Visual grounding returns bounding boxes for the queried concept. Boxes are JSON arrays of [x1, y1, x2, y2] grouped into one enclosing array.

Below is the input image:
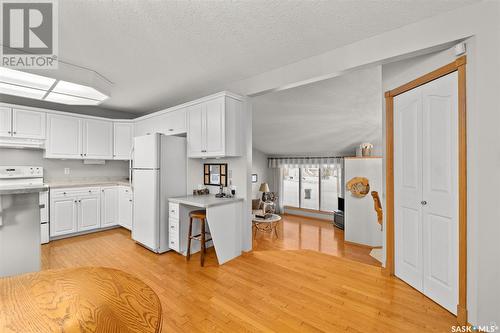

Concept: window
[[301, 168, 319, 210], [282, 166, 341, 212], [283, 167, 300, 207]]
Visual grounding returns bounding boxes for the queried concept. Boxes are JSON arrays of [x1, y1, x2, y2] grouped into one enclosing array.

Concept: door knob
[[421, 200, 427, 205]]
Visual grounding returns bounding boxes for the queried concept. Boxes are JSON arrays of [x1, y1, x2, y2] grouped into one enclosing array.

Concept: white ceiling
[[252, 66, 382, 156], [49, 0, 476, 114]]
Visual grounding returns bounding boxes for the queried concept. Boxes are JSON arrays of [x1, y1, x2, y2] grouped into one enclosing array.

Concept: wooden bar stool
[[186, 209, 212, 266]]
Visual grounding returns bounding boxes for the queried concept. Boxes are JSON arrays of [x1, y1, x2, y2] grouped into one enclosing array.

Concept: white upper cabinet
[[0, 107, 12, 137], [134, 108, 187, 137], [187, 103, 204, 155], [113, 122, 134, 160], [12, 109, 46, 139], [82, 119, 113, 159], [45, 114, 82, 159], [187, 96, 243, 158], [0, 107, 45, 139], [160, 108, 186, 134], [205, 98, 224, 155]]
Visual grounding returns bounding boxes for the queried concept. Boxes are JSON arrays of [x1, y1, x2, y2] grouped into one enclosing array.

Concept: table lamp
[[259, 182, 270, 201]]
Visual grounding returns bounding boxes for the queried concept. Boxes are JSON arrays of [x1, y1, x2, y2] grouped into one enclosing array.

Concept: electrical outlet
[[64, 168, 70, 175]]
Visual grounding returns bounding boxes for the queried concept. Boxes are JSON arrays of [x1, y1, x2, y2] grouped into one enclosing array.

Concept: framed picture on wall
[[252, 174, 258, 183]]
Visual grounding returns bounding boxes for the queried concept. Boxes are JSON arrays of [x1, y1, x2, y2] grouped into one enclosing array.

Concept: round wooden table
[[0, 267, 162, 333], [252, 214, 282, 238]]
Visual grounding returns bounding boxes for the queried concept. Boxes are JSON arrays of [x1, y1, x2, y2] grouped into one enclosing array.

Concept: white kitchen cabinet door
[[82, 119, 113, 159], [113, 122, 134, 160], [162, 108, 186, 134], [78, 194, 101, 231], [12, 109, 46, 139], [45, 114, 82, 159], [50, 196, 78, 237], [134, 117, 156, 137], [101, 187, 119, 228], [205, 98, 225, 156], [0, 107, 12, 137], [118, 187, 133, 230], [187, 103, 204, 157]]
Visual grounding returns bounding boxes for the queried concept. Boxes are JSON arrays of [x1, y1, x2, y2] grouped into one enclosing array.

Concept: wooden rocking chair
[[371, 191, 383, 231]]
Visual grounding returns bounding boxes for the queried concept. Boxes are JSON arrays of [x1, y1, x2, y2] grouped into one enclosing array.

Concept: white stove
[[0, 166, 49, 244]]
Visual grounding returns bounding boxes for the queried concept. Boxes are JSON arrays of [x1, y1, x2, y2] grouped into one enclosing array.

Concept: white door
[[0, 107, 12, 137], [132, 169, 159, 251], [101, 187, 119, 227], [113, 122, 134, 160], [46, 114, 82, 159], [187, 103, 204, 156], [421, 72, 458, 314], [205, 98, 225, 155], [12, 109, 46, 139], [133, 134, 159, 169], [78, 194, 101, 231], [394, 87, 423, 291], [83, 119, 113, 159], [50, 197, 78, 236], [118, 187, 133, 230], [394, 72, 458, 314]]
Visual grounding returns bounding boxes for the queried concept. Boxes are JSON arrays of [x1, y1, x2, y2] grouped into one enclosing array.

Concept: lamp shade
[[259, 183, 270, 192]]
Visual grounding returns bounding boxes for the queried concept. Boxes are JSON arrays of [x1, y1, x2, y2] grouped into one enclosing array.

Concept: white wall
[[0, 148, 129, 181], [344, 158, 382, 247], [251, 148, 269, 199], [227, 1, 500, 325]]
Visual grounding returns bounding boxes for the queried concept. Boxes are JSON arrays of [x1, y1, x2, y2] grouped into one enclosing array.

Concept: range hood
[[0, 137, 45, 149]]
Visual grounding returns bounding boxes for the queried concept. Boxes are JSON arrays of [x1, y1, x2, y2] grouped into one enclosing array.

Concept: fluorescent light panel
[[0, 68, 108, 105], [0, 82, 46, 99], [44, 92, 102, 105], [0, 67, 55, 90], [53, 80, 108, 101]]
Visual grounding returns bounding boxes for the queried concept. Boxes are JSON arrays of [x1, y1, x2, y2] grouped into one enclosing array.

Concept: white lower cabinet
[[101, 187, 119, 228], [168, 217, 179, 252], [118, 186, 133, 230], [50, 196, 78, 237], [78, 194, 101, 231]]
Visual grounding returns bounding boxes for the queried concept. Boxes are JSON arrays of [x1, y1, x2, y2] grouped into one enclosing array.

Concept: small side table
[[252, 214, 282, 239]]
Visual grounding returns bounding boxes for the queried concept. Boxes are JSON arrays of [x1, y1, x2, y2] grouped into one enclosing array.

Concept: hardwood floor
[[41, 225, 457, 332], [253, 213, 381, 266]]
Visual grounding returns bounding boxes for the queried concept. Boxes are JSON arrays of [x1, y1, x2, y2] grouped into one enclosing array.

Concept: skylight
[[0, 67, 109, 105]]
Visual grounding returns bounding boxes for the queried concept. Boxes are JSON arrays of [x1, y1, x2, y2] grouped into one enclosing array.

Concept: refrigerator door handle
[[129, 146, 134, 190]]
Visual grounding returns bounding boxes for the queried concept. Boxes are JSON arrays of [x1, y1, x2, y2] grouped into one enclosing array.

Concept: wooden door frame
[[384, 55, 467, 325]]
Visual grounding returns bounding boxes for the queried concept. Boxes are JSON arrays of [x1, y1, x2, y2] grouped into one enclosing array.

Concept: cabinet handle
[[13, 132, 16, 135], [201, 150, 207, 152], [63, 192, 67, 195], [421, 200, 427, 205], [129, 199, 132, 202], [168, 129, 174, 132], [74, 200, 77, 203], [7, 131, 11, 134]]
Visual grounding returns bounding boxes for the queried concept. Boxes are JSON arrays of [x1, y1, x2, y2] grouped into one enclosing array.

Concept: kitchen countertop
[[169, 194, 243, 208], [45, 179, 130, 189], [0, 184, 48, 195]]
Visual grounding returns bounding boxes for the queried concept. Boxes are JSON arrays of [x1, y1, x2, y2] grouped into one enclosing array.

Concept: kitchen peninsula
[[168, 195, 244, 265]]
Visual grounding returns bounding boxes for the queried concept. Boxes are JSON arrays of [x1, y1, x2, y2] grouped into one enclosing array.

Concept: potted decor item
[[360, 143, 373, 157]]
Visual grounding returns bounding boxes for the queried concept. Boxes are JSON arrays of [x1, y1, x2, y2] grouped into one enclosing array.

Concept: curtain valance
[[268, 156, 344, 168]]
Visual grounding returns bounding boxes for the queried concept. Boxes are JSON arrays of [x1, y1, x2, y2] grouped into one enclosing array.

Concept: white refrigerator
[[131, 133, 186, 253]]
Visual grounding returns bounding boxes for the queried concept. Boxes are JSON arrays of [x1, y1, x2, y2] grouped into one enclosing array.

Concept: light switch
[[64, 168, 70, 175]]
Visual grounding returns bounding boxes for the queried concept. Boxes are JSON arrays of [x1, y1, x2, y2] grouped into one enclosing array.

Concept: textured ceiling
[[46, 0, 477, 113], [252, 66, 382, 156]]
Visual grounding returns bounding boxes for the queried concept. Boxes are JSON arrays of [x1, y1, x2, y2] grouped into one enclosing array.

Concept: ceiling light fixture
[[0, 67, 109, 105]]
